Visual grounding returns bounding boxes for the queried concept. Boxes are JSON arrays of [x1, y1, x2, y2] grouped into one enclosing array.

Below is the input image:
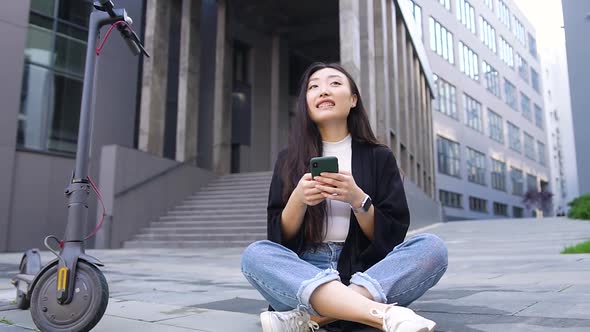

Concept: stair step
[[174, 203, 266, 210], [140, 226, 267, 235], [160, 214, 265, 221], [133, 233, 265, 241], [182, 197, 267, 204], [166, 209, 264, 216], [151, 220, 266, 228], [124, 240, 259, 249]]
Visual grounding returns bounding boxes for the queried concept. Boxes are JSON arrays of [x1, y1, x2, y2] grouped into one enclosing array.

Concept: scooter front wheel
[[30, 261, 109, 332]]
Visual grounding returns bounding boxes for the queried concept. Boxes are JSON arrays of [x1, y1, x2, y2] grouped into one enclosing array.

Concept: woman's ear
[[351, 94, 358, 108]]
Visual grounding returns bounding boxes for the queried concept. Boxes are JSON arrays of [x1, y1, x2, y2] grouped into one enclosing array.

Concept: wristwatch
[[351, 195, 372, 213]]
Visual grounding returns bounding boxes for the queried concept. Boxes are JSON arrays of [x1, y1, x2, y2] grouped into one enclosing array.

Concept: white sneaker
[[260, 309, 320, 332], [370, 304, 436, 332]]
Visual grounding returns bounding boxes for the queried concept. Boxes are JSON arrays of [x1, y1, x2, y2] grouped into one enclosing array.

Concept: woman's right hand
[[295, 173, 326, 207]]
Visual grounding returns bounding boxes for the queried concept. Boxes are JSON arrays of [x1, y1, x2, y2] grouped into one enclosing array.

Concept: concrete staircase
[[124, 171, 272, 249]]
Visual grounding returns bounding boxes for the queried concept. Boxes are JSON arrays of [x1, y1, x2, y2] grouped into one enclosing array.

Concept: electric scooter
[[11, 1, 149, 331]]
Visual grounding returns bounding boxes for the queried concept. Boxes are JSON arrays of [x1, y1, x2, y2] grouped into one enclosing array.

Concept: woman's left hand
[[314, 171, 365, 207]]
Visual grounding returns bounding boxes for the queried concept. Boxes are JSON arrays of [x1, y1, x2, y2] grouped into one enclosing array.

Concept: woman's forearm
[[280, 190, 307, 241], [353, 206, 375, 241]]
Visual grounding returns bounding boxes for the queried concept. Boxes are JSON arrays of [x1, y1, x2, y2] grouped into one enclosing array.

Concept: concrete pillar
[[270, 33, 280, 168], [211, 0, 230, 174], [139, 0, 171, 156], [388, 0, 401, 159], [359, 0, 377, 131], [398, 23, 408, 153], [339, 0, 361, 84], [176, 0, 201, 163], [372, 0, 391, 144]]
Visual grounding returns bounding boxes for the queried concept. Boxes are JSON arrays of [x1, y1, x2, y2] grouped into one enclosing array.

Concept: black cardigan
[[267, 139, 410, 285]]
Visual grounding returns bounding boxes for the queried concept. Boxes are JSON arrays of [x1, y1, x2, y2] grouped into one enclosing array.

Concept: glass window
[[520, 93, 532, 121], [483, 0, 493, 10], [464, 94, 483, 132], [524, 132, 536, 160], [18, 0, 92, 154], [531, 68, 541, 93], [457, 0, 477, 34], [429, 17, 455, 64], [433, 74, 458, 119], [467, 147, 486, 185], [406, 0, 423, 40], [504, 79, 517, 110], [493, 202, 509, 216], [537, 141, 546, 165], [469, 196, 488, 213], [488, 109, 504, 143], [459, 41, 479, 81], [440, 190, 463, 208], [513, 16, 526, 46], [437, 136, 461, 177], [527, 173, 538, 191], [534, 104, 544, 129], [516, 53, 529, 83], [499, 36, 514, 68], [479, 16, 497, 53], [508, 121, 521, 152], [482, 60, 500, 97], [496, 0, 511, 28], [513, 206, 524, 217], [511, 167, 524, 195], [439, 0, 452, 11], [491, 158, 506, 191], [528, 32, 538, 58]]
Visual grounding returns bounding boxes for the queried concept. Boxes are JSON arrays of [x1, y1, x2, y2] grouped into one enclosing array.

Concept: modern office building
[[562, 0, 590, 197], [1, 0, 439, 251], [512, 0, 579, 214], [404, 0, 551, 220]]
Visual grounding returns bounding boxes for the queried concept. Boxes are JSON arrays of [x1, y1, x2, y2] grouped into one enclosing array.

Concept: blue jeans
[[241, 233, 448, 316]]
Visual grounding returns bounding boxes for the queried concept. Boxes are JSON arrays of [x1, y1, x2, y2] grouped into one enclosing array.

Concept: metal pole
[[64, 11, 113, 243]]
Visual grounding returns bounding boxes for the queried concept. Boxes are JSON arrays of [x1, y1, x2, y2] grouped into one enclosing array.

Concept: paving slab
[[0, 217, 589, 331]]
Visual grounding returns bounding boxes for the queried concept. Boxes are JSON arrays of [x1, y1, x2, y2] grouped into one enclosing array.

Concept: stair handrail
[[114, 157, 199, 198]]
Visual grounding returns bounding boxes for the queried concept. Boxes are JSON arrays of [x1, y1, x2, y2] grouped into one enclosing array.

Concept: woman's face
[[306, 68, 357, 125]]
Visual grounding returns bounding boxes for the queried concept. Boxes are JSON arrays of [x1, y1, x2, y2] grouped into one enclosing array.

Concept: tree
[[523, 190, 553, 217]]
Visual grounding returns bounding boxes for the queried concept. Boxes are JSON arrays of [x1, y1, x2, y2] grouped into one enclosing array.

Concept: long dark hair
[[280, 62, 381, 250]]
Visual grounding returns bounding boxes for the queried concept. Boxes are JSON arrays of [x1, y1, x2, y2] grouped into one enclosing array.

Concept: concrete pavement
[[1, 217, 589, 331]]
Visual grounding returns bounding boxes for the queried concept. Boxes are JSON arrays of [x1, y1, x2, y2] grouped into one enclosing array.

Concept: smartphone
[[310, 156, 339, 179]]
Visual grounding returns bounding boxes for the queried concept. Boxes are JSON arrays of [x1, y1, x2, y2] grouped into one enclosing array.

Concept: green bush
[[568, 194, 590, 220]]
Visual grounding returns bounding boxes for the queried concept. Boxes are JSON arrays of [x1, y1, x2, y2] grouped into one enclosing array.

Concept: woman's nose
[[319, 85, 329, 97]]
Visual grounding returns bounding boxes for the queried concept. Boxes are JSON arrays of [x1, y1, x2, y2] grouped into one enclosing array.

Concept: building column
[[211, 0, 230, 174], [339, 0, 361, 84], [138, 0, 171, 156], [388, 0, 401, 159], [270, 33, 281, 168], [176, 0, 201, 163], [372, 0, 391, 144], [359, 0, 377, 132]]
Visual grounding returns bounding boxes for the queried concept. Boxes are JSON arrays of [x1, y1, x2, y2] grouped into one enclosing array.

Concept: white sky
[[513, 0, 566, 50]]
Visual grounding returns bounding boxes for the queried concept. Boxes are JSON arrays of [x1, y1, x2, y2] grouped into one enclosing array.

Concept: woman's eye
[[308, 85, 317, 90], [331, 81, 342, 86]]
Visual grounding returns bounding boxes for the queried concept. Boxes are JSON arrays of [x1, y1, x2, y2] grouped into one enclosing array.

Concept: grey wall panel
[[9, 151, 74, 252], [0, 0, 30, 251], [563, 0, 590, 195], [95, 145, 215, 248]]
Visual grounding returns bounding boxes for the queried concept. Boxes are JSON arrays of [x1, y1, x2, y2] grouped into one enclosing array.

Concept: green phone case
[[310, 156, 339, 178]]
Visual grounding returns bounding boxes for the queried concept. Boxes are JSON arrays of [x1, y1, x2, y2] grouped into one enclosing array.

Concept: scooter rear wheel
[[15, 257, 30, 310], [30, 261, 109, 332]]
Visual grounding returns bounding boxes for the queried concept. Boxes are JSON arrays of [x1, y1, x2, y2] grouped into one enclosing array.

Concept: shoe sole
[[260, 312, 274, 332]]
